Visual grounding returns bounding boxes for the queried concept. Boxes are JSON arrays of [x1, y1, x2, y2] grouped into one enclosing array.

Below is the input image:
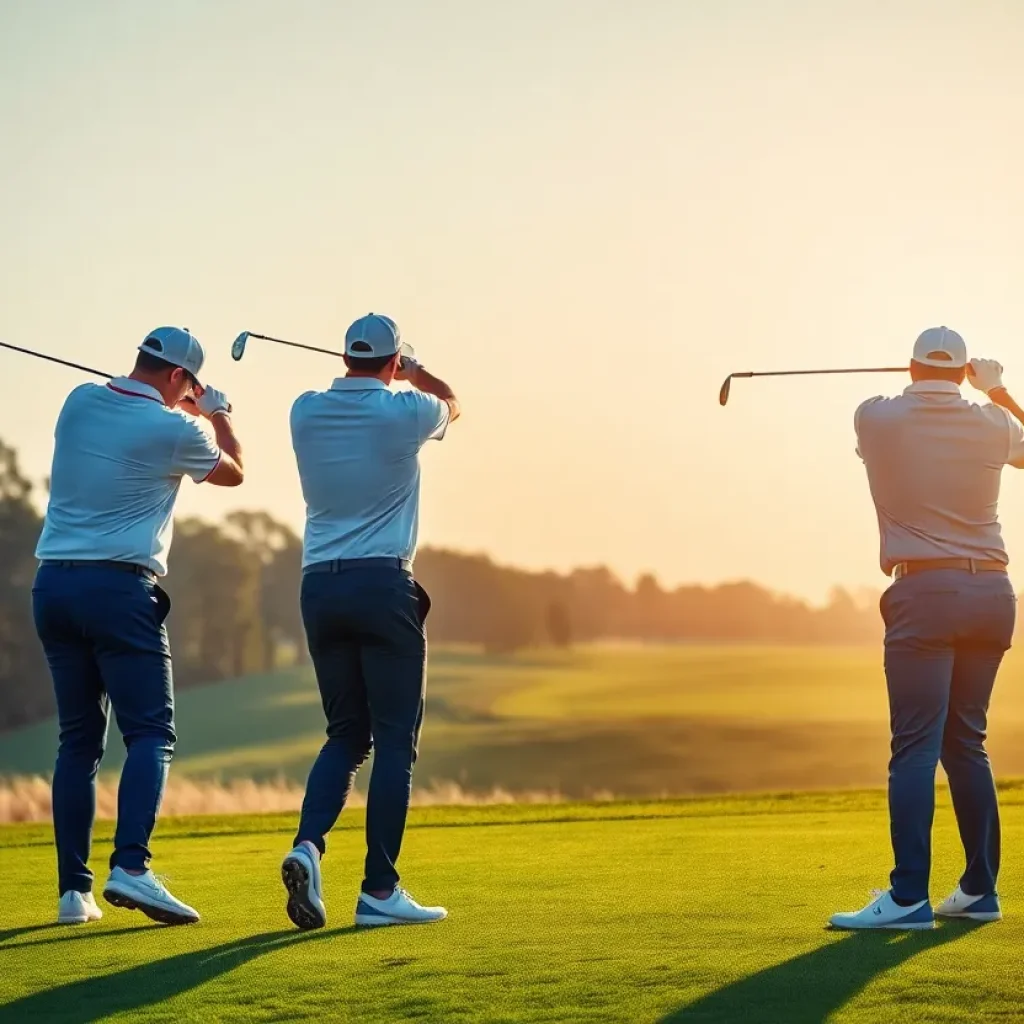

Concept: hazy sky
[[3, 0, 1024, 601]]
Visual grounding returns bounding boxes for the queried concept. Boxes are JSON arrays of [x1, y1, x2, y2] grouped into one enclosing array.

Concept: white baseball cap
[[138, 326, 206, 382], [344, 313, 415, 361], [912, 326, 967, 368]]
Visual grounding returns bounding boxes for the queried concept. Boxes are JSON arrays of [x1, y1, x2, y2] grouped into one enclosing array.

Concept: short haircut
[[343, 353, 394, 374], [135, 351, 177, 375], [134, 351, 197, 385], [910, 359, 966, 384]]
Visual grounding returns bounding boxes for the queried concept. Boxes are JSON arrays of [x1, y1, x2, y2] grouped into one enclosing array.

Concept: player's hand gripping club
[[967, 358, 1005, 395], [179, 384, 232, 418]]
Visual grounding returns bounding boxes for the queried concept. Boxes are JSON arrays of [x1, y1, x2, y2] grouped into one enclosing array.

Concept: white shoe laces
[[133, 872, 172, 893]]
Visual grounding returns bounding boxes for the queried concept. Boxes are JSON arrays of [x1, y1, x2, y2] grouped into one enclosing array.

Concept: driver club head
[[719, 375, 733, 407], [231, 332, 250, 362]]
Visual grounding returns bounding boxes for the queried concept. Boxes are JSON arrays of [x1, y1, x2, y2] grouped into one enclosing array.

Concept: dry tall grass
[[0, 775, 576, 824]]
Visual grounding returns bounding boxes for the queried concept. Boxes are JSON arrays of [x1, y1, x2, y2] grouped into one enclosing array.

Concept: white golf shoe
[[102, 867, 200, 925], [57, 891, 103, 925], [829, 890, 935, 930], [355, 887, 448, 927], [935, 886, 1002, 922], [282, 842, 327, 931]]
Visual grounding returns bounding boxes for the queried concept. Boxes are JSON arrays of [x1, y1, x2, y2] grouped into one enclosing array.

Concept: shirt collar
[[904, 380, 962, 396], [330, 377, 389, 392], [107, 377, 165, 404]]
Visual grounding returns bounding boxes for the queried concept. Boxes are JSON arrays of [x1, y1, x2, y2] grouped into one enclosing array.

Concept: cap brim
[[344, 341, 409, 359]]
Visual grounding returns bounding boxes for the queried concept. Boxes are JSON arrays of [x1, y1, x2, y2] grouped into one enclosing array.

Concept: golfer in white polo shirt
[[831, 327, 1024, 930], [281, 313, 459, 930], [34, 327, 243, 926]]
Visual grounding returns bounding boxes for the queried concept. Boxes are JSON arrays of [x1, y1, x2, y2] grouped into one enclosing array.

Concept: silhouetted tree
[[225, 511, 305, 667], [164, 518, 264, 683], [0, 441, 49, 729], [546, 601, 573, 648]]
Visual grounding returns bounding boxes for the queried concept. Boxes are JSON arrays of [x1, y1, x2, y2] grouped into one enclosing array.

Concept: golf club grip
[[0, 340, 110, 379]]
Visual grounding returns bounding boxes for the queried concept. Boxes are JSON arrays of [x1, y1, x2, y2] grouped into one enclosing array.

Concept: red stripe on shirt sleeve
[[198, 453, 222, 484]]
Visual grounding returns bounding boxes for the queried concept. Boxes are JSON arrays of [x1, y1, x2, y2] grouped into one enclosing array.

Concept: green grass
[[2, 791, 1024, 1022], [6, 644, 1024, 796]]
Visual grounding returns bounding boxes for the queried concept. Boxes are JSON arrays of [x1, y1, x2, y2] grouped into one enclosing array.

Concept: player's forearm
[[408, 365, 456, 405], [991, 388, 1024, 430], [211, 413, 243, 471]]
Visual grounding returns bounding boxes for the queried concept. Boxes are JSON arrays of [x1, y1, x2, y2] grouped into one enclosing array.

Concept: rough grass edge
[[0, 774, 582, 824], [4, 777, 1024, 841]]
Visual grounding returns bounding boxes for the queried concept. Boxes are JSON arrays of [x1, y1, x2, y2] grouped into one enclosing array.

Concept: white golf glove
[[397, 355, 422, 379], [968, 358, 1005, 395], [196, 385, 232, 418]]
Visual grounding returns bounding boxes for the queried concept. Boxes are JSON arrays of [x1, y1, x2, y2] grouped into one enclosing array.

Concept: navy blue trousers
[[295, 566, 429, 894], [32, 564, 176, 894], [882, 569, 1016, 903]]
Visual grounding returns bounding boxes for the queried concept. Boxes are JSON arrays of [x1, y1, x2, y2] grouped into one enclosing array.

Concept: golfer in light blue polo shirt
[[281, 313, 460, 931], [33, 327, 244, 927]]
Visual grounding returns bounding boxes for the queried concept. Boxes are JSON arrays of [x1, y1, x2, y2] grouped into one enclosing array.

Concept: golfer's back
[[290, 379, 448, 567], [856, 383, 1019, 574], [38, 381, 219, 575]]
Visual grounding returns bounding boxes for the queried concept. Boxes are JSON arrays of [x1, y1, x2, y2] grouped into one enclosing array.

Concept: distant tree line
[[417, 553, 885, 654], [0, 436, 888, 733]]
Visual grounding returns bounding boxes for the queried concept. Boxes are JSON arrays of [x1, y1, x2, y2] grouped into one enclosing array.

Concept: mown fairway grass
[[5, 644, 1024, 797], [3, 790, 1024, 1023]]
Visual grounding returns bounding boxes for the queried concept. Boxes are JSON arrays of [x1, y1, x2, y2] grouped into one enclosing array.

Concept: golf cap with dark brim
[[912, 326, 967, 369], [344, 313, 414, 360], [138, 326, 206, 382]]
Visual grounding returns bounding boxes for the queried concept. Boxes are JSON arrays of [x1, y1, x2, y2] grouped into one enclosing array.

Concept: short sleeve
[[1006, 411, 1024, 468], [854, 397, 885, 461], [401, 391, 450, 446], [289, 393, 315, 446], [979, 405, 1024, 468], [171, 417, 221, 483]]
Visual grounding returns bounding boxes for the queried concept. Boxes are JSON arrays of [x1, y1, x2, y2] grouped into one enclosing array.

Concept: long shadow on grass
[[0, 923, 63, 945], [0, 926, 355, 1023], [4, 924, 150, 950], [661, 922, 981, 1023]]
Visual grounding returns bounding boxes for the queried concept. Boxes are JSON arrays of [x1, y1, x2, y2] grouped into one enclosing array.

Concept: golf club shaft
[[720, 365, 908, 406], [0, 340, 110, 379], [732, 366, 907, 379], [248, 333, 340, 359]]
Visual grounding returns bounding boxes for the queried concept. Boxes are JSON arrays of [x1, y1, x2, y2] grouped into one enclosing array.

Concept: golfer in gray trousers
[[831, 327, 1024, 930]]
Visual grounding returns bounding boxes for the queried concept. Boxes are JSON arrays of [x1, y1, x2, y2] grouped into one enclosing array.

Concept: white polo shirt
[[290, 378, 450, 567], [855, 380, 1024, 575], [36, 378, 221, 576]]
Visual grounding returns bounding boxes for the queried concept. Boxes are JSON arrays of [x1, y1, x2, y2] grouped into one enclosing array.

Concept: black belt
[[893, 558, 1008, 580], [303, 557, 413, 575], [41, 559, 157, 582]]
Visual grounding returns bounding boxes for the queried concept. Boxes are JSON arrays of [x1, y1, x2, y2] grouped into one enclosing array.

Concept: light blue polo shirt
[[290, 377, 450, 567], [36, 378, 222, 576]]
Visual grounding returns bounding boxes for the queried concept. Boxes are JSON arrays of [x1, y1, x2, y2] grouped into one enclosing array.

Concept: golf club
[[719, 366, 908, 406], [1, 339, 111, 379], [231, 331, 341, 363], [1, 338, 225, 410], [232, 330, 416, 365]]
